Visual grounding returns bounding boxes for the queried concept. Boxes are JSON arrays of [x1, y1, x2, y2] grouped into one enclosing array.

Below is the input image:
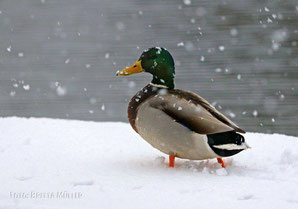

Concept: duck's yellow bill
[[116, 60, 144, 76]]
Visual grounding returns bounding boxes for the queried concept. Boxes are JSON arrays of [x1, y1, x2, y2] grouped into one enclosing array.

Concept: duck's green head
[[116, 47, 175, 89]]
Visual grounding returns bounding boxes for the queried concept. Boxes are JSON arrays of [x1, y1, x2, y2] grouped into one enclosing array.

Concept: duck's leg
[[217, 158, 226, 168], [169, 155, 175, 167]]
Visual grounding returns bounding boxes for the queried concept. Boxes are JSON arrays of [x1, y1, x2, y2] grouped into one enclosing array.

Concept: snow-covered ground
[[0, 117, 297, 209]]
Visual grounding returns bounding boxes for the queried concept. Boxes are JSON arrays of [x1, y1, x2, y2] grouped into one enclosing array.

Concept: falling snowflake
[[253, 110, 258, 117], [228, 112, 236, 118], [279, 94, 285, 101], [215, 68, 222, 73], [56, 86, 67, 96], [177, 42, 184, 47], [101, 104, 105, 111], [158, 89, 168, 95], [183, 0, 191, 5], [23, 84, 30, 90], [219, 46, 225, 51], [230, 28, 238, 36], [65, 59, 70, 64], [10, 91, 16, 97]]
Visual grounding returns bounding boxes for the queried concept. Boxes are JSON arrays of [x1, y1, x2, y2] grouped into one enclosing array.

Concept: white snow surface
[[0, 117, 297, 209]]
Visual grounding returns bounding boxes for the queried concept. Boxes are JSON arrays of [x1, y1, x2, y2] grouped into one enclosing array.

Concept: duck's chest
[[127, 84, 158, 133]]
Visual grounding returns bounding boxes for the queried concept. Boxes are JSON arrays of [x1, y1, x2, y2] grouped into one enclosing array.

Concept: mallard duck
[[116, 47, 249, 168]]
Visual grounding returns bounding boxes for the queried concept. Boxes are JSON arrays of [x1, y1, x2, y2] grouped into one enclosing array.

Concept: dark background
[[0, 0, 297, 135]]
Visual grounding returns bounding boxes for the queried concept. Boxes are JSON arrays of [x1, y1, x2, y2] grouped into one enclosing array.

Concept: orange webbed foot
[[169, 155, 175, 167], [217, 158, 226, 168]]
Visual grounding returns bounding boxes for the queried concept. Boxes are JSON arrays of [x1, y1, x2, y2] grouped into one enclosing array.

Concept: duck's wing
[[147, 89, 245, 134]]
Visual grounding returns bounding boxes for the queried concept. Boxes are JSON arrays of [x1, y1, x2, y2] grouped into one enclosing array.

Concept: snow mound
[[0, 117, 297, 209]]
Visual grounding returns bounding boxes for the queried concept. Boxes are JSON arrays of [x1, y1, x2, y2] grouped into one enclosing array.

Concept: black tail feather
[[207, 131, 245, 157]]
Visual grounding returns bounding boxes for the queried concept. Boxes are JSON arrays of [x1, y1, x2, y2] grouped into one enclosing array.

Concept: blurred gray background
[[0, 0, 297, 135]]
